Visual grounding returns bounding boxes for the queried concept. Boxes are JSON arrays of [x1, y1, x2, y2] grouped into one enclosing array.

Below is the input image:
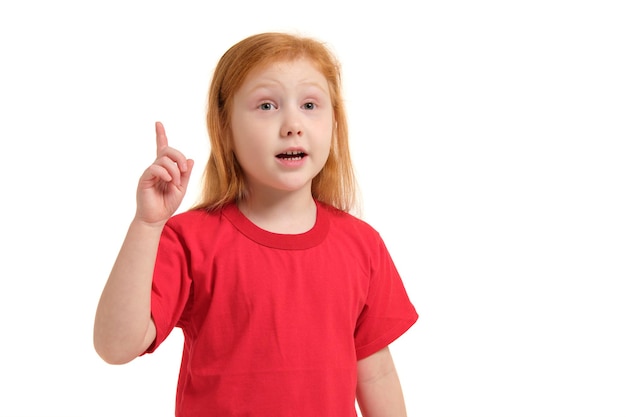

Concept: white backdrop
[[1, 1, 625, 416]]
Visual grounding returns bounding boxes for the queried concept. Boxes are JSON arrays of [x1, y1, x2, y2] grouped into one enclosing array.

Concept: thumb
[[180, 159, 195, 189]]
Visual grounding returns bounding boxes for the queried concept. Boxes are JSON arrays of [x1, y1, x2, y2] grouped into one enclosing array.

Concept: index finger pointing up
[[155, 121, 169, 155]]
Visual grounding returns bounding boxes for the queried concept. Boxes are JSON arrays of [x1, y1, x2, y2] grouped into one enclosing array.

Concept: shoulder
[[168, 208, 219, 225], [158, 207, 233, 254], [164, 207, 225, 236], [319, 202, 382, 242]]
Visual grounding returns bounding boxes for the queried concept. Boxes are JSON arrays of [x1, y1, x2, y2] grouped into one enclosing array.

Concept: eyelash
[[258, 102, 317, 110]]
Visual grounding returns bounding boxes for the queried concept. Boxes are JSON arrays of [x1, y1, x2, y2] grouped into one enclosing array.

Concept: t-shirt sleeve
[[144, 221, 193, 354], [354, 235, 418, 360]]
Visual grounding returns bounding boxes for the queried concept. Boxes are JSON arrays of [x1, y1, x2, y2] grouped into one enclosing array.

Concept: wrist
[[129, 216, 168, 234]]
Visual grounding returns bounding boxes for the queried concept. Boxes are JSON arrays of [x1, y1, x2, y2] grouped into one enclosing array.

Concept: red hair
[[192, 32, 357, 213]]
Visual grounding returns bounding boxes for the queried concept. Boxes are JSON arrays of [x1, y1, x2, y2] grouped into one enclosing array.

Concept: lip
[[275, 147, 308, 167], [276, 146, 307, 155]]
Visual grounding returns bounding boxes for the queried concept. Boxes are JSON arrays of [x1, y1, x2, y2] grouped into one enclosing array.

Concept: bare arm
[[93, 122, 193, 364], [356, 346, 408, 417]]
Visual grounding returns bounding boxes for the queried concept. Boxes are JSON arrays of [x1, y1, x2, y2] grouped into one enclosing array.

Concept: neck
[[238, 189, 317, 234]]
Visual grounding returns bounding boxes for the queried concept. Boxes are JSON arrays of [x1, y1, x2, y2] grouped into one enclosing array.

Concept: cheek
[[233, 140, 258, 168], [323, 120, 334, 152], [232, 130, 267, 174], [231, 119, 256, 153]]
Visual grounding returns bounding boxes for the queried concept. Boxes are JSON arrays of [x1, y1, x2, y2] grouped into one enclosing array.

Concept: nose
[[281, 127, 302, 137], [280, 109, 303, 138]]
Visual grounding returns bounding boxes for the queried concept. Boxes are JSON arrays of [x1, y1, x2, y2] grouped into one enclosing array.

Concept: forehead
[[239, 58, 329, 91]]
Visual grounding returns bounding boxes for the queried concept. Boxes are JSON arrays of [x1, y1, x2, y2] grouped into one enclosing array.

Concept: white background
[[1, 1, 625, 416]]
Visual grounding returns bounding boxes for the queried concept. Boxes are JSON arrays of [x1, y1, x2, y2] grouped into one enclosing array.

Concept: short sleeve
[[354, 236, 418, 360], [144, 221, 193, 354]]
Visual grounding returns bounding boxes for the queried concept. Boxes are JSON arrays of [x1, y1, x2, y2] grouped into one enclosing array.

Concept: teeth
[[277, 150, 305, 160]]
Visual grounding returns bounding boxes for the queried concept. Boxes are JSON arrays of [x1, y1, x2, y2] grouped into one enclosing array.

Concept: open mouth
[[276, 151, 307, 161]]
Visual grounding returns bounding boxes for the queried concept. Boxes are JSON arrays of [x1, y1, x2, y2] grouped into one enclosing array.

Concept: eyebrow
[[247, 80, 329, 94]]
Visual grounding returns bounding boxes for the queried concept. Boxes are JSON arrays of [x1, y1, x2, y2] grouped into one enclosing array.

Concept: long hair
[[192, 32, 358, 213]]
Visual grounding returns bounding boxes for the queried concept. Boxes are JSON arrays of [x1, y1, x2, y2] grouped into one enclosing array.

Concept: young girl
[[94, 32, 418, 417]]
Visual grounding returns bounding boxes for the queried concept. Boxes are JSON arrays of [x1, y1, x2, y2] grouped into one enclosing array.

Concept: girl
[[94, 32, 418, 417]]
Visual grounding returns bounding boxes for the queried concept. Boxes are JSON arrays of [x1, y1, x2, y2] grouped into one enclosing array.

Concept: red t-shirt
[[147, 201, 418, 416]]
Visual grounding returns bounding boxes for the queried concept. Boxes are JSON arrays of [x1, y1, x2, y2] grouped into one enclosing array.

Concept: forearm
[[356, 347, 408, 417], [93, 219, 164, 364]]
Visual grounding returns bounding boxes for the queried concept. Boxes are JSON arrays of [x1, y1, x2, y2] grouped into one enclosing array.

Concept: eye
[[259, 102, 276, 111], [302, 102, 316, 110]]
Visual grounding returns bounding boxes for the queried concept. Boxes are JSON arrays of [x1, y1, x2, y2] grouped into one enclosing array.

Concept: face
[[230, 58, 333, 200]]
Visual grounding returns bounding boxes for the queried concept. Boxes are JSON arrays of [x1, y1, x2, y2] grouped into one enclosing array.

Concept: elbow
[[93, 317, 154, 365], [93, 335, 140, 365], [94, 345, 137, 365], [96, 350, 136, 365]]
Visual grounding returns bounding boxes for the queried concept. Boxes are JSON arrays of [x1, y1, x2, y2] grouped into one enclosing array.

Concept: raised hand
[[135, 122, 194, 225]]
